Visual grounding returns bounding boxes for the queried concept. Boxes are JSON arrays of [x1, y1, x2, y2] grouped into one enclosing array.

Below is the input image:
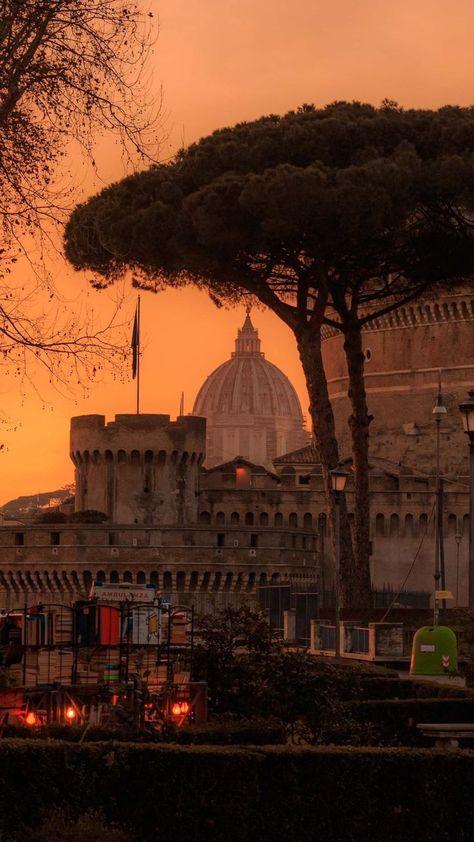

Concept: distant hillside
[[0, 485, 75, 520]]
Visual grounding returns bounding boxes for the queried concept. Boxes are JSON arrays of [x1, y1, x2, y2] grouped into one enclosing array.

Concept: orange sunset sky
[[2, 0, 474, 505]]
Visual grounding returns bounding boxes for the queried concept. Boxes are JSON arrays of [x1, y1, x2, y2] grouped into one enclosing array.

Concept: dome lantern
[[233, 308, 263, 358]]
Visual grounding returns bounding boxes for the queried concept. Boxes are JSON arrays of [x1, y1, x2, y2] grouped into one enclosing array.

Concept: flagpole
[[136, 295, 141, 415]]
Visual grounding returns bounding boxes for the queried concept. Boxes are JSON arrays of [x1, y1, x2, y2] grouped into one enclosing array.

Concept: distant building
[[322, 284, 474, 476], [192, 311, 310, 467], [0, 286, 472, 614]]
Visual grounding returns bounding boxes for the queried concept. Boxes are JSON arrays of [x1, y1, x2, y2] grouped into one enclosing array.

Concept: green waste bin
[[410, 626, 457, 675]]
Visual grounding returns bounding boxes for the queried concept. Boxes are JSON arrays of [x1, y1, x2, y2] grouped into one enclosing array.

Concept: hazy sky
[[2, 0, 474, 504]]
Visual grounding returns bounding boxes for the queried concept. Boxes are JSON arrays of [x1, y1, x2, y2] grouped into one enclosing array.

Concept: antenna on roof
[[179, 391, 185, 417]]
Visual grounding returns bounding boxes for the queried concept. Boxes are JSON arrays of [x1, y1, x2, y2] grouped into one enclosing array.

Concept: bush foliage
[[1, 741, 474, 841]]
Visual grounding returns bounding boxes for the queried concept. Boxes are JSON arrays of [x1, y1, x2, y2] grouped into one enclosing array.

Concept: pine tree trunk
[[343, 320, 373, 607], [296, 324, 356, 607]]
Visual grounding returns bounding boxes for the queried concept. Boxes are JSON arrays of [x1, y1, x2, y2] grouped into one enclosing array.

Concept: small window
[[291, 535, 297, 548], [365, 349, 372, 361], [298, 475, 311, 485], [14, 533, 24, 547], [245, 512, 254, 526], [108, 532, 115, 546], [217, 533, 225, 547], [250, 534, 258, 548], [50, 532, 60, 546]]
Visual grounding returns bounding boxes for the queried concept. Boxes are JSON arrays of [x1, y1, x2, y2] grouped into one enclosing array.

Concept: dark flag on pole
[[131, 299, 140, 379]]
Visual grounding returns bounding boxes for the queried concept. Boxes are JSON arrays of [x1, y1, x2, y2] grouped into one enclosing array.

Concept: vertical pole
[[167, 608, 172, 682], [455, 534, 462, 607], [136, 295, 141, 415], [189, 606, 195, 682], [334, 493, 341, 658], [434, 417, 441, 625], [469, 442, 474, 609], [23, 602, 27, 686]]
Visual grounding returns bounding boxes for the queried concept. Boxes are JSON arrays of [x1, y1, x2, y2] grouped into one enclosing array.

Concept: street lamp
[[433, 390, 447, 623], [459, 389, 474, 608], [330, 465, 350, 658]]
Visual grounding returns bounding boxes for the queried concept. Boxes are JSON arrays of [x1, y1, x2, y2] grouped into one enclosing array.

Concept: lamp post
[[459, 389, 474, 608], [330, 465, 350, 658], [433, 390, 447, 623]]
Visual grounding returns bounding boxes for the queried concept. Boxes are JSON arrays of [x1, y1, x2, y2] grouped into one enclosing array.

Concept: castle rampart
[[322, 287, 474, 475], [70, 414, 206, 525]]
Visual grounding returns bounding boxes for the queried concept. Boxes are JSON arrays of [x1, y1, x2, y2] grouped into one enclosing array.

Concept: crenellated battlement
[[70, 414, 206, 526], [321, 290, 474, 340]]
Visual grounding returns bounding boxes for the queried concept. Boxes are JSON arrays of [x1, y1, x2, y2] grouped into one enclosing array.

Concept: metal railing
[[349, 626, 370, 654], [320, 624, 336, 650]]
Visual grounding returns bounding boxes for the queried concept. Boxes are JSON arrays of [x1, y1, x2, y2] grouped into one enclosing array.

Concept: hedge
[[1, 741, 474, 841], [342, 697, 474, 745], [356, 676, 471, 701], [0, 718, 287, 746]]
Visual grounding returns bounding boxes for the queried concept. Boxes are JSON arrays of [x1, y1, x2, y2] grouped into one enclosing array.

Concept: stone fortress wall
[[0, 289, 472, 613], [71, 414, 206, 526], [322, 286, 474, 475]]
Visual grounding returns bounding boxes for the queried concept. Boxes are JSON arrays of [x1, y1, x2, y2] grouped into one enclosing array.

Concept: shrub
[[337, 697, 474, 746], [0, 741, 474, 840], [35, 510, 67, 524], [10, 809, 133, 842], [69, 510, 108, 523]]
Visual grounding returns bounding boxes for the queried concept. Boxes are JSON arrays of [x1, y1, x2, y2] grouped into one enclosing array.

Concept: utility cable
[[379, 500, 436, 623]]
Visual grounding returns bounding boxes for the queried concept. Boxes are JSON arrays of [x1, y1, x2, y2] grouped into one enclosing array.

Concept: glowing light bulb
[[65, 706, 76, 720], [171, 702, 181, 716], [25, 712, 37, 726]]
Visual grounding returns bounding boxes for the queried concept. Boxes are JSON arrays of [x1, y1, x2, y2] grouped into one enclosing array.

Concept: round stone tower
[[70, 414, 206, 525], [322, 285, 474, 475], [193, 311, 310, 467]]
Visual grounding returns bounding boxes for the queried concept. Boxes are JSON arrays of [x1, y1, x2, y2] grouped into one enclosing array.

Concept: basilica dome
[[193, 312, 310, 467]]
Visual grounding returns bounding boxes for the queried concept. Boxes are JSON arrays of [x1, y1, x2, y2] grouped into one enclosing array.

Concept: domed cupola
[[192, 310, 310, 467]]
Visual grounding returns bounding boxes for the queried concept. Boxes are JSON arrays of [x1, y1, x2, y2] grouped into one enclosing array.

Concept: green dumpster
[[410, 626, 457, 675]]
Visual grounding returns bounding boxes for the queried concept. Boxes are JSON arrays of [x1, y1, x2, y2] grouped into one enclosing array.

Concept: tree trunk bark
[[343, 319, 373, 607], [296, 324, 356, 607]]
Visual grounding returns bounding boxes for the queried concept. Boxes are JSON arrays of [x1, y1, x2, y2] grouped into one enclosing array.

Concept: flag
[[131, 300, 139, 379]]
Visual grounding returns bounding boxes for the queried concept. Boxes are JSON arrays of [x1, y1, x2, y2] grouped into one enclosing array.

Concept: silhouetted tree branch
[[0, 0, 160, 405], [65, 102, 474, 606]]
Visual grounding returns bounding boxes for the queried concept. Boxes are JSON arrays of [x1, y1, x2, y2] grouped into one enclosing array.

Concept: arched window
[[199, 511, 211, 525], [137, 570, 146, 585], [216, 511, 226, 526], [259, 512, 269, 526], [123, 570, 133, 583], [289, 513, 298, 528], [447, 513, 458, 536], [274, 512, 283, 528], [230, 512, 240, 525], [404, 514, 414, 538], [390, 514, 399, 537], [375, 513, 385, 537], [303, 512, 312, 529], [96, 570, 106, 584], [245, 512, 254, 526], [110, 570, 119, 584]]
